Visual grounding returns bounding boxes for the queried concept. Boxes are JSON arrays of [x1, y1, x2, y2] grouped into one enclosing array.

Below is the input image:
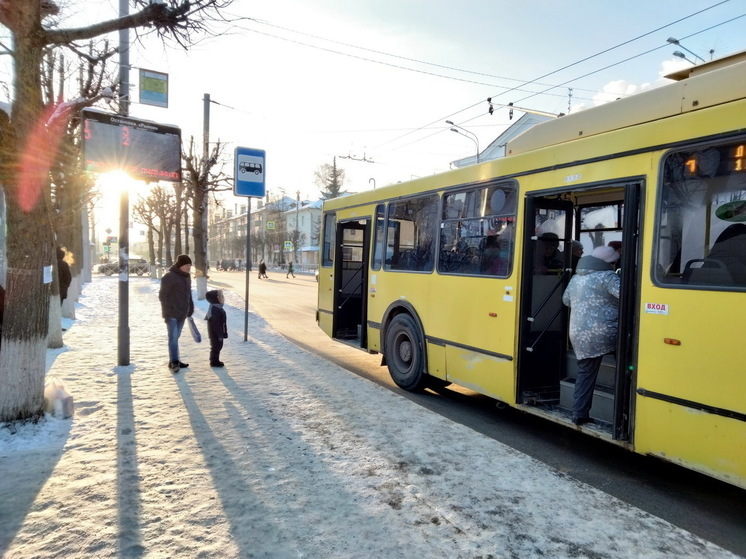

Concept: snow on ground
[[0, 277, 739, 559]]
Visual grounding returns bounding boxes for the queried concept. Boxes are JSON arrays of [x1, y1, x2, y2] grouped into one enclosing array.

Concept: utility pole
[[118, 0, 130, 366], [296, 190, 300, 265]]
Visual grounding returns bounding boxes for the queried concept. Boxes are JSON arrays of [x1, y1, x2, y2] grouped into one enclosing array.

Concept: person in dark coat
[[159, 254, 194, 373], [57, 247, 72, 305], [258, 260, 268, 279], [286, 261, 295, 279], [205, 289, 228, 367]]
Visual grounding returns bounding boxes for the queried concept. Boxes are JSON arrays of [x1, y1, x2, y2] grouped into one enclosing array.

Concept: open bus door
[[517, 184, 639, 442], [518, 196, 574, 406], [332, 219, 370, 348]]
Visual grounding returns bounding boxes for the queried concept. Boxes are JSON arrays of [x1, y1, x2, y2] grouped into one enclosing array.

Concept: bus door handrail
[[525, 270, 568, 353], [525, 305, 564, 352], [527, 270, 568, 322], [337, 263, 364, 310]]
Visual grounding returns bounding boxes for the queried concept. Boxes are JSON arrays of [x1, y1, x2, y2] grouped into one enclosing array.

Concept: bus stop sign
[[234, 146, 266, 197]]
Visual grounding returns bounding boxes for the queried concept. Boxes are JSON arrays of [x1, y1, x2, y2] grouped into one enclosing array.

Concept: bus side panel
[[634, 288, 746, 488], [445, 347, 515, 404], [635, 398, 746, 488], [317, 266, 335, 337], [317, 309, 334, 338], [425, 343, 447, 380], [429, 275, 518, 402]]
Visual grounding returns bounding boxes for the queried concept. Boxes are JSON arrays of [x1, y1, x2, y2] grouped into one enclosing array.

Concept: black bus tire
[[385, 313, 427, 392]]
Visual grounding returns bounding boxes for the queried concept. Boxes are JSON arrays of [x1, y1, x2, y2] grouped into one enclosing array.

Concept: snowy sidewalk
[[0, 278, 739, 558]]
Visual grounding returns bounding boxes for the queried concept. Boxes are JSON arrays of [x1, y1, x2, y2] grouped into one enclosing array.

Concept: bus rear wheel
[[385, 313, 427, 391]]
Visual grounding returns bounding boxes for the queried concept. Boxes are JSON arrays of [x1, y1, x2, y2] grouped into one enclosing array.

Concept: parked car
[[98, 259, 150, 276]]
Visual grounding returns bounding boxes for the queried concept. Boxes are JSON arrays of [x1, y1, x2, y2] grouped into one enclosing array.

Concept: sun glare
[[94, 172, 154, 239], [97, 170, 139, 193]]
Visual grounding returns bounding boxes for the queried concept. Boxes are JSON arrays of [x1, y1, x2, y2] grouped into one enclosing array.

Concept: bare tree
[[181, 136, 231, 299], [0, 0, 235, 422]]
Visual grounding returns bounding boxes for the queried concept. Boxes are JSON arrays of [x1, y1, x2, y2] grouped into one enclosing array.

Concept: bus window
[[322, 213, 336, 267], [576, 203, 623, 264], [439, 182, 516, 277], [371, 204, 385, 271], [385, 195, 438, 272], [656, 141, 746, 289]]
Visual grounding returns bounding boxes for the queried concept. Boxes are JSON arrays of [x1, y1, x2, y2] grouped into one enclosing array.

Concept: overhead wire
[[509, 12, 746, 107], [371, 1, 739, 154], [246, 18, 601, 96], [222, 2, 739, 161]]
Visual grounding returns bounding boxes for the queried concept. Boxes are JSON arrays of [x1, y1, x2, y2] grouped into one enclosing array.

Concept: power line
[[247, 18, 602, 96], [236, 25, 591, 102], [371, 1, 738, 152], [510, 11, 746, 106]]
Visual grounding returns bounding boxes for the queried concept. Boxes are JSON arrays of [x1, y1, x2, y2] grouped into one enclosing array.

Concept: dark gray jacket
[[159, 266, 194, 320]]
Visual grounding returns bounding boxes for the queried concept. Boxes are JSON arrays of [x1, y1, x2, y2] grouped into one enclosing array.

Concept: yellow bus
[[317, 52, 746, 489]]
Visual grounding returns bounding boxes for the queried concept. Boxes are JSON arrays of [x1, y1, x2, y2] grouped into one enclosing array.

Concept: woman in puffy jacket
[[562, 246, 620, 425]]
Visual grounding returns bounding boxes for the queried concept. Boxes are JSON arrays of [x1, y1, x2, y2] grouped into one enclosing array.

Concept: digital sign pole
[[82, 108, 182, 365]]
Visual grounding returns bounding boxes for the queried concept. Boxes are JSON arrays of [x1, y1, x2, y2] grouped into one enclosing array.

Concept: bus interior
[[517, 181, 640, 441]]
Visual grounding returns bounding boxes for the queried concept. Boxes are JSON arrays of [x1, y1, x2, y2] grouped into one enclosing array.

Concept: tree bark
[[0, 4, 56, 422]]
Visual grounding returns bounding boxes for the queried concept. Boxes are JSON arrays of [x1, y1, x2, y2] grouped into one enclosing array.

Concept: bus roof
[[506, 50, 746, 157]]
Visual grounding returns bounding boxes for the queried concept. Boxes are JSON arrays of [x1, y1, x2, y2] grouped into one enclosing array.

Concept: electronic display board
[[82, 109, 181, 182]]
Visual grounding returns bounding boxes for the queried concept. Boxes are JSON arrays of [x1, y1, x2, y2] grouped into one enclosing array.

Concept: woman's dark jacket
[[159, 266, 194, 320]]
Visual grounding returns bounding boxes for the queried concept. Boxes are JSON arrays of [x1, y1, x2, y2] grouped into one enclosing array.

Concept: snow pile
[[0, 278, 738, 558]]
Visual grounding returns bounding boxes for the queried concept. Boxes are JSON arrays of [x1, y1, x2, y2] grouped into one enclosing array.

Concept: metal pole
[[117, 0, 130, 366], [244, 202, 251, 341], [202, 93, 210, 280], [203, 93, 210, 160]]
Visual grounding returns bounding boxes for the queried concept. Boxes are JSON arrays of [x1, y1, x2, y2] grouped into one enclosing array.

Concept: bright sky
[[3, 0, 746, 205]]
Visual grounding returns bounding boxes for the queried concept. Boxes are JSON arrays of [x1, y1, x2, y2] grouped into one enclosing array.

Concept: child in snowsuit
[[205, 289, 228, 367]]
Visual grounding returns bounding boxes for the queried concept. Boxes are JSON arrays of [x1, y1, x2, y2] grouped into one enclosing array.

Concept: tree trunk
[[0, 8, 57, 422], [192, 186, 208, 300]]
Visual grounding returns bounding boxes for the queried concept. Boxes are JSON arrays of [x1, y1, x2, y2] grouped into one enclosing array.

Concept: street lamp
[[445, 120, 480, 163], [673, 51, 696, 65], [667, 37, 705, 63]]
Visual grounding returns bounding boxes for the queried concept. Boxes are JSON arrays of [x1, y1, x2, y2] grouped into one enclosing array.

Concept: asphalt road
[[208, 269, 746, 557]]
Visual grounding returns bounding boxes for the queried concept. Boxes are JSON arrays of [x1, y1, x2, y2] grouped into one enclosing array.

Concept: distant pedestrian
[[159, 254, 194, 373], [258, 260, 268, 279], [205, 289, 227, 367], [286, 261, 295, 279], [57, 246, 72, 306]]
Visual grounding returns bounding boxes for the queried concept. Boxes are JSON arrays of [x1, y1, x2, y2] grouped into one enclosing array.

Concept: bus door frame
[[517, 196, 575, 404], [613, 181, 641, 441], [517, 181, 641, 442], [332, 218, 371, 347]]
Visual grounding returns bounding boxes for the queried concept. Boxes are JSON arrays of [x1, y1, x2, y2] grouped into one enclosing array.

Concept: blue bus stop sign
[[234, 146, 266, 197]]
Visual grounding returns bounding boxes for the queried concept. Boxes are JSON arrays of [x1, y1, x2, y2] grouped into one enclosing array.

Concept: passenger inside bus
[[535, 232, 564, 274], [608, 240, 622, 271], [571, 241, 584, 273], [706, 223, 746, 285]]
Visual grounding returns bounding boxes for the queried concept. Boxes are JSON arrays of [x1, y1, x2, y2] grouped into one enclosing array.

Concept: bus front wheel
[[385, 313, 427, 391]]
